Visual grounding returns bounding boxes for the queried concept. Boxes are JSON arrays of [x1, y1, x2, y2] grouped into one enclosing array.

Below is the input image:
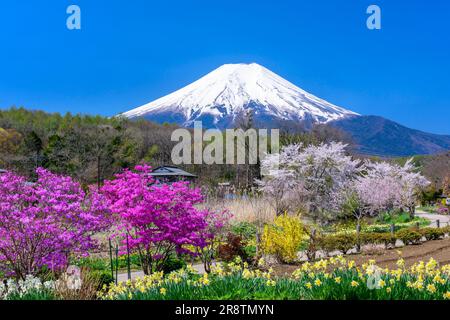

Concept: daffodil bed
[[99, 257, 450, 300]]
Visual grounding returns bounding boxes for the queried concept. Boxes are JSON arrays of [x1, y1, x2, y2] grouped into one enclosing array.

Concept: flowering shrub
[[0, 275, 56, 300], [99, 164, 216, 274], [261, 215, 306, 263], [99, 257, 450, 300], [0, 168, 109, 279], [437, 206, 449, 215]]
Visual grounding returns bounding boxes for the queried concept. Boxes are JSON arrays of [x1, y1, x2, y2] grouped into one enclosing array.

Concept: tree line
[[0, 107, 447, 194]]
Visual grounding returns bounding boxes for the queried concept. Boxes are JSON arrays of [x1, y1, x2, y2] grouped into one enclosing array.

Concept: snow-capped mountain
[[120, 63, 359, 128]]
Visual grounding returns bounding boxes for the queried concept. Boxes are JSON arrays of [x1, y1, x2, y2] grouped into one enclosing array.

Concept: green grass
[[417, 206, 438, 213], [73, 254, 142, 272]]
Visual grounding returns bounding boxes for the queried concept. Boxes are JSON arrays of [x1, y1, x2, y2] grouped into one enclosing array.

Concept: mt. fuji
[[120, 63, 359, 128], [119, 63, 450, 156]]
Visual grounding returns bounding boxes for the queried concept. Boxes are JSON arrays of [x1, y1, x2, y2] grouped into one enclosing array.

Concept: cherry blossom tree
[[258, 142, 362, 223], [335, 159, 429, 224], [396, 159, 430, 218], [0, 168, 109, 279], [256, 151, 299, 215], [355, 161, 401, 217]]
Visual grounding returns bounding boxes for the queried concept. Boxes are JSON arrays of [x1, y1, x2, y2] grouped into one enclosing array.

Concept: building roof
[[149, 166, 197, 178]]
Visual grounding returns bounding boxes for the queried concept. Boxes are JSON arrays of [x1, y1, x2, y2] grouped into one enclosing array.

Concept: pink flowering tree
[[397, 159, 430, 218], [259, 142, 362, 223], [0, 168, 109, 279], [334, 159, 430, 226], [355, 161, 400, 216], [99, 165, 217, 275]]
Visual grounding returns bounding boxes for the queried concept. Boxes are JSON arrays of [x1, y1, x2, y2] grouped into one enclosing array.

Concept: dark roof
[[149, 166, 197, 178]]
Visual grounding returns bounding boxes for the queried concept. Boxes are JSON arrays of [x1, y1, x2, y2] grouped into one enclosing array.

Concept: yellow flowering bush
[[261, 214, 306, 263]]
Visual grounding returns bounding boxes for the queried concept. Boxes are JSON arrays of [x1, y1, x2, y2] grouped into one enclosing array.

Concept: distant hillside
[[331, 115, 450, 157], [393, 152, 450, 190]]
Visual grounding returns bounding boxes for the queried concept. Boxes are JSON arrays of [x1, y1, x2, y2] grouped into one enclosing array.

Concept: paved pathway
[[416, 209, 450, 228]]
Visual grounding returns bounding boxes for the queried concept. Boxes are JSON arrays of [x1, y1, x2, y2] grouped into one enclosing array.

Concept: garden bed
[[272, 237, 450, 277]]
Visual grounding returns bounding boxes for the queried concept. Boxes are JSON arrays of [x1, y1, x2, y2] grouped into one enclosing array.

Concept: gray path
[[416, 209, 450, 228]]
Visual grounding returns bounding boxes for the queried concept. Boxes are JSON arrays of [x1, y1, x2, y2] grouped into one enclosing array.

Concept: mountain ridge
[[331, 115, 450, 157], [119, 63, 449, 157], [120, 63, 358, 128]]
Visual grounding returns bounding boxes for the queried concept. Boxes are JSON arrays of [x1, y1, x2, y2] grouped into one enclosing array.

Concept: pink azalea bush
[[99, 165, 224, 274], [0, 168, 109, 279]]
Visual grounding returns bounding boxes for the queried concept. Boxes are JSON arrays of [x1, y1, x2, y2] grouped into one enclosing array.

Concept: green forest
[[0, 107, 448, 195]]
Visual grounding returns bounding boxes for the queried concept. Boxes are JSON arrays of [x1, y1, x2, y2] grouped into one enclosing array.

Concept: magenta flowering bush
[[100, 164, 220, 274], [437, 206, 449, 215], [0, 168, 110, 279]]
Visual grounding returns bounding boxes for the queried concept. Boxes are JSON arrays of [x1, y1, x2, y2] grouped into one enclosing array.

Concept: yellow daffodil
[[266, 279, 276, 287], [426, 284, 436, 294], [396, 259, 405, 268], [257, 257, 265, 267], [242, 269, 253, 279]]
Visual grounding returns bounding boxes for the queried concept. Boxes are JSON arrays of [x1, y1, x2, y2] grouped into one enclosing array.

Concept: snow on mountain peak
[[120, 63, 359, 128]]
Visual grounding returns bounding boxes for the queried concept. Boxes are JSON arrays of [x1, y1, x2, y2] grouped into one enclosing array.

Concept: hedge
[[314, 226, 450, 256]]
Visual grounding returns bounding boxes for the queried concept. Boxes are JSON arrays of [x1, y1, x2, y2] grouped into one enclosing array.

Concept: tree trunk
[[409, 205, 415, 220], [356, 221, 361, 253]]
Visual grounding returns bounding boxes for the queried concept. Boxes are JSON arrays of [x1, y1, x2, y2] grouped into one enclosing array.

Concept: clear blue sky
[[0, 0, 449, 134]]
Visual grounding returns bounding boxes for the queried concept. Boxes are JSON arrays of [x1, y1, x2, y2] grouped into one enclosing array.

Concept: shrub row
[[316, 226, 450, 256]]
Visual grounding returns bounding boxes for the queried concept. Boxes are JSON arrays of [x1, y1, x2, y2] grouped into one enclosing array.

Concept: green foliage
[[316, 226, 449, 254], [419, 228, 446, 241], [89, 270, 114, 289], [395, 229, 423, 245], [359, 232, 396, 248], [73, 254, 142, 273], [160, 256, 187, 274], [5, 290, 56, 301], [319, 234, 356, 255], [230, 221, 257, 241], [378, 212, 413, 224]]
